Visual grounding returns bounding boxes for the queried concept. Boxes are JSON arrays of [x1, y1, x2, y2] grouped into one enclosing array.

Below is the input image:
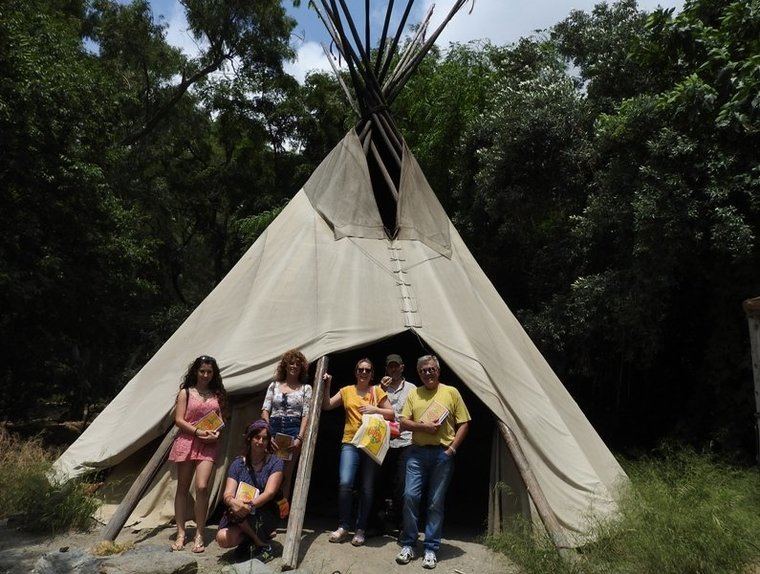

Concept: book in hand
[[194, 410, 224, 433], [418, 400, 449, 426], [235, 481, 259, 506], [274, 433, 294, 461]]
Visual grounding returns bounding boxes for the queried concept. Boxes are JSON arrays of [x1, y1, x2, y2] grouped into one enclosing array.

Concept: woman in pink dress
[[169, 355, 227, 553]]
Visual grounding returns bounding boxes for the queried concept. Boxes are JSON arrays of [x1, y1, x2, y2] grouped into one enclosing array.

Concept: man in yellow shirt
[[395, 355, 470, 569]]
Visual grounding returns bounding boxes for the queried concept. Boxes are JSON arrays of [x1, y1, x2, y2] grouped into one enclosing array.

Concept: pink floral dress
[[168, 389, 222, 462]]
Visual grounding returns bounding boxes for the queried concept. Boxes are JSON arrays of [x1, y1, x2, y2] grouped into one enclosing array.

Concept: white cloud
[[422, 0, 685, 47], [285, 40, 338, 84]]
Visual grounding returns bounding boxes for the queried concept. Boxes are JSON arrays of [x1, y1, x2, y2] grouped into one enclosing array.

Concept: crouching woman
[[216, 420, 283, 562]]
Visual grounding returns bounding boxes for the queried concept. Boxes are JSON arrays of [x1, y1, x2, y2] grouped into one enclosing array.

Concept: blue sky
[[148, 0, 684, 82]]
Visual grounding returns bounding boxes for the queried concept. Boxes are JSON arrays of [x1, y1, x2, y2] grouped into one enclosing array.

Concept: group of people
[[168, 350, 470, 570]]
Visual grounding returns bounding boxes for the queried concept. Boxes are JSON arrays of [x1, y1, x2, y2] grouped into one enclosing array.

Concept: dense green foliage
[[487, 449, 760, 573], [1, 0, 758, 457]]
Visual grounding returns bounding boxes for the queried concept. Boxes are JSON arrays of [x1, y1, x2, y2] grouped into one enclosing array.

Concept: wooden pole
[[321, 43, 360, 114], [743, 297, 760, 464], [382, 5, 434, 91], [101, 426, 179, 541], [374, 0, 395, 74], [377, 0, 416, 85], [370, 140, 400, 199], [386, 0, 468, 103], [362, 127, 373, 155], [281, 356, 330, 570], [496, 420, 577, 562]]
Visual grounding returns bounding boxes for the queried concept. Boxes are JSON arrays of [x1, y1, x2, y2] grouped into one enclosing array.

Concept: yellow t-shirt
[[339, 385, 389, 443], [401, 383, 471, 447]]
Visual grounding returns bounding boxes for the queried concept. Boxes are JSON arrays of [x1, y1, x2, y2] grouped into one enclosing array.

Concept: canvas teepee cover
[[54, 129, 626, 544], [54, 0, 627, 546]]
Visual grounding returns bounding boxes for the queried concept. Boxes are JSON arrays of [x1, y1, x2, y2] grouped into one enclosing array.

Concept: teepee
[[54, 0, 627, 565]]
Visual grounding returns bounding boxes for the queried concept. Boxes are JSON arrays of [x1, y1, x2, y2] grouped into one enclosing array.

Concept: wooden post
[[496, 420, 578, 562], [743, 297, 760, 464], [281, 356, 330, 570], [101, 426, 179, 541]]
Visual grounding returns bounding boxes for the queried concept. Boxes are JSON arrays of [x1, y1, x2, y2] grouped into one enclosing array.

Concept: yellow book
[[194, 410, 224, 433], [274, 433, 294, 461], [418, 400, 449, 426], [235, 481, 259, 505]]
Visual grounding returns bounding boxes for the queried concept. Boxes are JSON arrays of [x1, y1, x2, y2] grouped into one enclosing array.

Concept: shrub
[[487, 448, 760, 574], [0, 427, 99, 533]]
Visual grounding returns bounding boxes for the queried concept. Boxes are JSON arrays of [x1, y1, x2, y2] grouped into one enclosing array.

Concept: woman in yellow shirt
[[322, 358, 394, 546]]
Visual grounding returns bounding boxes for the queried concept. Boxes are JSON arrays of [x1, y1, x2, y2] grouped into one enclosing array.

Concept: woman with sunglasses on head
[[322, 358, 394, 546], [216, 420, 284, 563], [169, 355, 227, 553], [261, 349, 312, 508]]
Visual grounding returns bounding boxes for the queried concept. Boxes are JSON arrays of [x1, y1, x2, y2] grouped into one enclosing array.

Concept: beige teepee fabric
[[54, 130, 627, 545]]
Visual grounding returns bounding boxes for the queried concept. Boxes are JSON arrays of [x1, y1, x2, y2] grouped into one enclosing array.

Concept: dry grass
[[0, 427, 99, 533], [90, 540, 134, 556]]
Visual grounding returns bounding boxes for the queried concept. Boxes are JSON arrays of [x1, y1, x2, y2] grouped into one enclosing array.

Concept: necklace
[[196, 387, 213, 400]]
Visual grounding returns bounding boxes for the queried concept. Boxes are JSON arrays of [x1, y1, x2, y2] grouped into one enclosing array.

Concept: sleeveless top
[[168, 389, 222, 462]]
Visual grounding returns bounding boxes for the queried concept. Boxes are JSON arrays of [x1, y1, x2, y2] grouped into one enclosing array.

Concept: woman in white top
[[261, 349, 312, 506]]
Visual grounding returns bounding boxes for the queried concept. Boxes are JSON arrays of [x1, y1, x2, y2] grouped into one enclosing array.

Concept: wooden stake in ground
[[101, 426, 179, 541], [743, 296, 760, 464], [496, 420, 577, 562], [281, 355, 330, 571]]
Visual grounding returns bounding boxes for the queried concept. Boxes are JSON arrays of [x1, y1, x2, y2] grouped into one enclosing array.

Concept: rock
[[102, 544, 197, 574], [2, 547, 53, 574], [31, 545, 197, 574], [32, 548, 103, 574], [220, 558, 275, 574]]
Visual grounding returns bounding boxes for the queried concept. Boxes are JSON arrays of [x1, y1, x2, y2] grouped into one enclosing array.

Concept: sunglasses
[[198, 355, 216, 363], [356, 367, 372, 374], [420, 367, 437, 374]]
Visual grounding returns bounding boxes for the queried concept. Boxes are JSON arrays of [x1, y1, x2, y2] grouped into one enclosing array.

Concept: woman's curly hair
[[274, 349, 309, 383]]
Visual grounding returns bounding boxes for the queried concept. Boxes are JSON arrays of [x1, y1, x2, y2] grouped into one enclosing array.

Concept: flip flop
[[170, 534, 186, 551], [191, 535, 205, 554]]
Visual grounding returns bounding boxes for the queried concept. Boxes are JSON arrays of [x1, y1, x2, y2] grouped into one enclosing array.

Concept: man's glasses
[[356, 368, 372, 374], [421, 367, 437, 374]]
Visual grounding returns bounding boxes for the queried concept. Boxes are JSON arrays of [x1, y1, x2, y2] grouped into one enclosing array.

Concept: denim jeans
[[400, 445, 454, 552], [338, 443, 379, 531], [269, 415, 301, 438]]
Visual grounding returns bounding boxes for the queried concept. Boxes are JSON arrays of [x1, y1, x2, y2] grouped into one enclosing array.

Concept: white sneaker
[[422, 550, 437, 569], [395, 546, 416, 565]]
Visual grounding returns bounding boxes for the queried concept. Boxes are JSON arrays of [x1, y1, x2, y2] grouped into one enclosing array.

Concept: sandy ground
[[0, 517, 518, 574]]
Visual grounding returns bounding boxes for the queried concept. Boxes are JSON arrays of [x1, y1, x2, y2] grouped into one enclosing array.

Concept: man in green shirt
[[395, 355, 470, 569]]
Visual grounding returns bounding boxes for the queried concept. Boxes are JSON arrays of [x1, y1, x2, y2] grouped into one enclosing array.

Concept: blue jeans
[[269, 415, 301, 438], [400, 445, 454, 552], [338, 443, 379, 531]]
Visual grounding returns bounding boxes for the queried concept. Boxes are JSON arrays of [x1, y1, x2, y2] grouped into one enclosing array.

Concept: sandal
[[351, 529, 365, 547], [328, 527, 349, 543], [191, 534, 205, 554], [170, 533, 186, 551]]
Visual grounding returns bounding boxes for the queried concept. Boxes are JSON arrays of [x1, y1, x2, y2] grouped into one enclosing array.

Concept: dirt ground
[[0, 516, 518, 574]]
